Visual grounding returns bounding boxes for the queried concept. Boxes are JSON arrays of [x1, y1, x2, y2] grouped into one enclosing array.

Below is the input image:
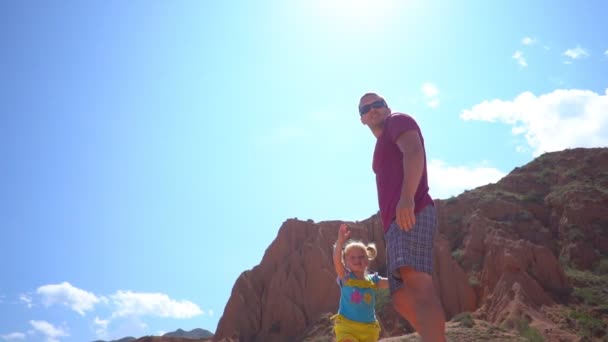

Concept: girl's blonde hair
[[342, 240, 378, 263]]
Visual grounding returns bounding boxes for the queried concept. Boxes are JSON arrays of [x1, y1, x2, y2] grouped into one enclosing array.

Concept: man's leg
[[395, 266, 445, 342], [391, 285, 421, 331], [386, 205, 444, 341]]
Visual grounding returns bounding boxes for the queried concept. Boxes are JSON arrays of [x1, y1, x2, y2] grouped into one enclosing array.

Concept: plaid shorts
[[386, 204, 437, 294]]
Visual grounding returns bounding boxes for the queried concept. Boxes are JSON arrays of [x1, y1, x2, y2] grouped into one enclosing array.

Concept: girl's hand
[[334, 224, 351, 279], [338, 223, 351, 243]]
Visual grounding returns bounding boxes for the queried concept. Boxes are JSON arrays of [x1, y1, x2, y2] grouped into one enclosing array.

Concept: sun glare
[[307, 0, 402, 30]]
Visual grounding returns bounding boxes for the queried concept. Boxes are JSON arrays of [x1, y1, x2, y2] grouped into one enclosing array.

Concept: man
[[359, 92, 446, 341]]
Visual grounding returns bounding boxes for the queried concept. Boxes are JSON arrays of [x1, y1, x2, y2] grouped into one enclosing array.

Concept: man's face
[[359, 94, 389, 126]]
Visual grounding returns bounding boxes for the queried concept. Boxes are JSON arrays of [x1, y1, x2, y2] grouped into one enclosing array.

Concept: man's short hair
[[359, 92, 385, 103]]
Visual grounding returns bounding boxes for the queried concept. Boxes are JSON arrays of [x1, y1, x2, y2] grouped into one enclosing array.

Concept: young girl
[[333, 223, 389, 342]]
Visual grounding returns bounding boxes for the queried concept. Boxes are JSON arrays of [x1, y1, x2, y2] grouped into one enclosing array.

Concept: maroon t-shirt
[[372, 113, 434, 232]]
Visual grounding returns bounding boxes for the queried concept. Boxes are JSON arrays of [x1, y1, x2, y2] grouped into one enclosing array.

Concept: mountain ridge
[[92, 328, 213, 342]]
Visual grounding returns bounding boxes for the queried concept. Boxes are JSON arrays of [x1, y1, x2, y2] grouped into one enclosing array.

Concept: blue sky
[[1, 0, 607, 341]]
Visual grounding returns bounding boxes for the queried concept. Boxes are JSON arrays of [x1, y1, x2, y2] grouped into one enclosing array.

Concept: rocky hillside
[[212, 147, 608, 342], [130, 337, 211, 342], [94, 328, 213, 342], [163, 329, 213, 339]]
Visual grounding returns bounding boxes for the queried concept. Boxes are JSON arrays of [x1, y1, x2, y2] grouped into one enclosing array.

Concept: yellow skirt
[[331, 314, 381, 342]]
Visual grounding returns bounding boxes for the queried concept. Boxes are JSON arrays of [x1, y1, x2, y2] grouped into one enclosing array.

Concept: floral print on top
[[336, 272, 380, 323]]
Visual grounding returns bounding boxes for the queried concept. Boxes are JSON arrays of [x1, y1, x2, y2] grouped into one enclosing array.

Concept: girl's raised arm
[[333, 224, 350, 279]]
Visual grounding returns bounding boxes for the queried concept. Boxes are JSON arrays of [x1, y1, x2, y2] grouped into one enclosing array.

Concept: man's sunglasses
[[359, 100, 386, 116]]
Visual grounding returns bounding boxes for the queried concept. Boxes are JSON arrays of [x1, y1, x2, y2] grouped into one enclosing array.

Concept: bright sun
[[309, 0, 400, 25]]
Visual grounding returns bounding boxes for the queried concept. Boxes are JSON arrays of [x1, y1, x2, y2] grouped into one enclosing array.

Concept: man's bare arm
[[395, 130, 424, 230]]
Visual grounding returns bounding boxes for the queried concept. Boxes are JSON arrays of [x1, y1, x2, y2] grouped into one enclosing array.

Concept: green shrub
[[451, 311, 475, 328], [538, 168, 555, 179], [451, 249, 464, 263], [559, 254, 571, 268], [596, 258, 608, 275], [375, 288, 390, 312], [521, 192, 544, 203], [574, 287, 598, 305], [565, 267, 608, 290], [520, 326, 544, 342], [569, 309, 608, 338], [515, 319, 544, 342], [567, 227, 585, 241]]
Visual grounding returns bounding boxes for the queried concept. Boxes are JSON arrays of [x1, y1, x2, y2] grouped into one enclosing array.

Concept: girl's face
[[345, 247, 369, 273]]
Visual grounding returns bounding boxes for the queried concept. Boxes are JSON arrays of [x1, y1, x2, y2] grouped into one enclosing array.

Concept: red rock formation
[[214, 219, 384, 342], [214, 148, 608, 341], [432, 236, 477, 318]]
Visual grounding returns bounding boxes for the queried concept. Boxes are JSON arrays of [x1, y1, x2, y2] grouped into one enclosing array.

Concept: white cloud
[[0, 332, 26, 341], [604, 49, 608, 57], [422, 83, 439, 97], [93, 317, 110, 339], [521, 36, 536, 45], [428, 160, 506, 199], [208, 309, 214, 316], [563, 46, 589, 59], [37, 282, 103, 315], [33, 282, 204, 336], [512, 51, 527, 67], [19, 294, 32, 308], [460, 88, 608, 156], [421, 82, 440, 108], [110, 291, 202, 319], [29, 321, 68, 342]]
